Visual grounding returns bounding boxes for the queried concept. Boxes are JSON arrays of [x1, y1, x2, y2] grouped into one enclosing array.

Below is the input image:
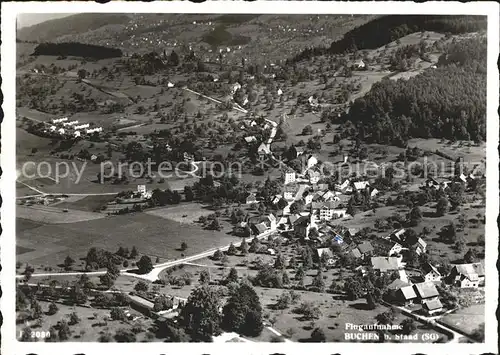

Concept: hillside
[[16, 13, 132, 43], [291, 15, 487, 62], [342, 37, 486, 145]]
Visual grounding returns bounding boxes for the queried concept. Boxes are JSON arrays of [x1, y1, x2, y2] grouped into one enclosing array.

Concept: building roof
[[371, 257, 402, 271], [399, 285, 418, 300], [421, 262, 441, 276], [422, 298, 443, 311], [258, 142, 271, 154], [348, 248, 361, 258], [311, 201, 336, 210], [372, 238, 400, 255], [317, 247, 333, 258], [413, 282, 440, 299], [253, 222, 268, 234], [387, 278, 410, 291], [353, 181, 370, 190], [357, 241, 374, 254], [453, 262, 485, 277]]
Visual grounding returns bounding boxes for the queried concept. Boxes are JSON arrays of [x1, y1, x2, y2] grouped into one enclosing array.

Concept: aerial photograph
[[15, 13, 487, 343]]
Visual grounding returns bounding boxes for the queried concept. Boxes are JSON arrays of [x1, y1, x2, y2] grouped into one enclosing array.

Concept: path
[[18, 229, 277, 282], [183, 87, 248, 114]]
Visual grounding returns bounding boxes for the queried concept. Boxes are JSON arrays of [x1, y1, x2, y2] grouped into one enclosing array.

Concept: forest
[[342, 37, 487, 145], [291, 15, 487, 62], [32, 42, 122, 59]]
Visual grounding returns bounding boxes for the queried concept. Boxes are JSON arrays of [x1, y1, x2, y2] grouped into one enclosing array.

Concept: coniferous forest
[[343, 37, 486, 145]]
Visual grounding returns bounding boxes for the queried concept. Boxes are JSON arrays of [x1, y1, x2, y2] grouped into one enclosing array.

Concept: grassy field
[[16, 211, 241, 269], [17, 301, 159, 342], [55, 195, 116, 212], [440, 304, 484, 337]]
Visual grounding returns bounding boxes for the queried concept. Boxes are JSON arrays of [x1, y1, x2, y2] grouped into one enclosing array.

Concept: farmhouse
[[257, 142, 271, 157], [353, 181, 370, 191], [448, 262, 485, 288], [283, 185, 298, 200], [372, 238, 403, 256], [395, 285, 418, 306], [311, 201, 337, 221], [283, 169, 297, 185], [422, 298, 444, 316], [371, 256, 403, 272], [353, 59, 366, 69], [306, 155, 318, 170], [413, 282, 440, 302], [421, 262, 442, 283], [244, 136, 257, 143]]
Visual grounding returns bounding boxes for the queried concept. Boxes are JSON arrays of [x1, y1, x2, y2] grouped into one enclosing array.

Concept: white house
[[231, 82, 242, 95], [167, 82, 175, 88], [284, 170, 296, 185], [306, 155, 318, 170], [354, 59, 365, 69], [337, 179, 351, 192], [58, 128, 65, 135], [246, 193, 258, 205], [422, 263, 442, 283], [311, 201, 337, 221], [49, 125, 56, 131], [370, 188, 379, 198], [266, 214, 277, 231], [244, 136, 257, 143], [74, 131, 81, 138], [353, 181, 370, 191], [332, 208, 348, 219], [257, 142, 271, 156]]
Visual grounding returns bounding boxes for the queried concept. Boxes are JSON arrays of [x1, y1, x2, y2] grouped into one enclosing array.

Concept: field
[[440, 304, 484, 337], [16, 212, 241, 270], [16, 301, 159, 342]]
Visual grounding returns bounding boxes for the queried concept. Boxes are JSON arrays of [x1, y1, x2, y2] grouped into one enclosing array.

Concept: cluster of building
[[238, 149, 485, 318], [46, 117, 103, 138]]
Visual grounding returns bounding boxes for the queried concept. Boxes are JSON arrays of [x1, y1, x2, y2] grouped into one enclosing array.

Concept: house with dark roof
[[357, 241, 374, 256], [251, 222, 268, 235], [395, 285, 418, 306], [421, 262, 442, 283], [372, 238, 403, 257]]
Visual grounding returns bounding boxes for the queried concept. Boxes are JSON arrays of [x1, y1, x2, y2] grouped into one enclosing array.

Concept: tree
[[99, 272, 115, 289], [134, 281, 149, 292], [296, 301, 321, 320], [47, 302, 59, 315], [110, 307, 127, 321], [240, 238, 249, 254], [63, 255, 75, 270], [302, 125, 313, 135], [400, 318, 416, 335], [153, 295, 174, 312], [137, 255, 153, 274], [407, 206, 423, 227], [227, 242, 237, 255], [275, 291, 292, 310], [274, 253, 286, 269], [290, 201, 304, 215], [212, 249, 224, 261], [199, 270, 211, 285], [179, 285, 222, 341], [311, 270, 326, 292], [375, 308, 397, 325], [30, 300, 43, 320], [169, 50, 180, 66], [77, 69, 87, 81], [184, 186, 194, 201], [69, 312, 81, 325], [226, 267, 239, 284], [344, 277, 364, 300], [130, 246, 138, 259], [310, 327, 326, 342], [222, 283, 263, 336], [58, 320, 71, 341], [180, 242, 188, 251], [463, 248, 478, 263], [114, 329, 137, 342], [436, 197, 449, 216]]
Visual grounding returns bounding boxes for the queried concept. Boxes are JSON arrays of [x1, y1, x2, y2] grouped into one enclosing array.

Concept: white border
[[1, 2, 498, 355]]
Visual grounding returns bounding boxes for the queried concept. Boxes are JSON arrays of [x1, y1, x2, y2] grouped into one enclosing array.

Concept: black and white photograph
[[1, 2, 498, 354]]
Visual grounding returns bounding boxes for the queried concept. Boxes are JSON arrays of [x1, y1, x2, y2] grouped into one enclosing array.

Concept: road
[[17, 229, 277, 282], [183, 87, 248, 114]]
